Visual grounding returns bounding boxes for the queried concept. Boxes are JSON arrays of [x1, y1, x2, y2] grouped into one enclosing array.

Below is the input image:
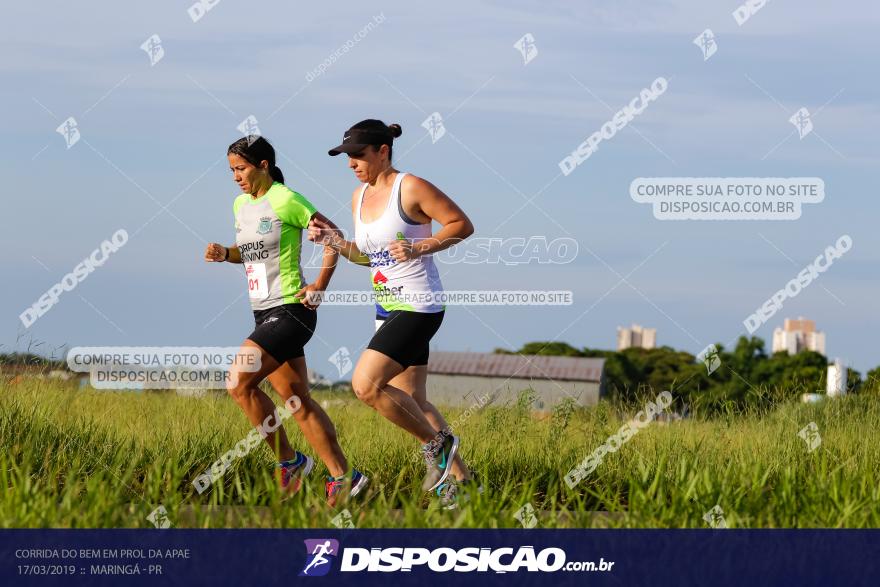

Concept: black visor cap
[[328, 128, 393, 156]]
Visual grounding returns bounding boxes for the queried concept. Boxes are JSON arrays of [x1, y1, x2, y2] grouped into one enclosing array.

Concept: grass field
[[3, 379, 880, 528]]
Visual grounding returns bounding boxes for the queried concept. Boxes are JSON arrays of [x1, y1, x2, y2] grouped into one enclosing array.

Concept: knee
[[351, 372, 382, 406], [226, 373, 257, 404]]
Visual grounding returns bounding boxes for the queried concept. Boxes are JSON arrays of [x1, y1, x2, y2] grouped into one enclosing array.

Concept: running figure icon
[[301, 540, 338, 576]]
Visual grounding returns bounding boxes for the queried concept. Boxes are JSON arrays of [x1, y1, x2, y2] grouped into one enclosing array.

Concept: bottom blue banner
[[2, 529, 878, 586]]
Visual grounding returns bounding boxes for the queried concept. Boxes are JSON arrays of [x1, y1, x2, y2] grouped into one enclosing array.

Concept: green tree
[[516, 341, 583, 357]]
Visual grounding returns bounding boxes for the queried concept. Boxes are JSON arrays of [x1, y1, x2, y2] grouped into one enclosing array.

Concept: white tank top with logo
[[354, 172, 445, 321]]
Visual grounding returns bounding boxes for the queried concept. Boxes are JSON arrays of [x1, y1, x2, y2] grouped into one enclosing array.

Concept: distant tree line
[[496, 336, 880, 413], [0, 352, 66, 370]]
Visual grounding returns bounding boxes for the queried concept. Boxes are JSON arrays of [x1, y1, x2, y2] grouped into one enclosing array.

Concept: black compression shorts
[[368, 310, 444, 368], [248, 303, 317, 364]]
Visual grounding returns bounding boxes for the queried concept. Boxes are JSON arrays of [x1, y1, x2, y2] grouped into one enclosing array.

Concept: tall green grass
[[2, 380, 879, 528]]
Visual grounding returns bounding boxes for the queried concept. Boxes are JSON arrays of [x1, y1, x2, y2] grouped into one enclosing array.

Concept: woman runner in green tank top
[[204, 136, 366, 504]]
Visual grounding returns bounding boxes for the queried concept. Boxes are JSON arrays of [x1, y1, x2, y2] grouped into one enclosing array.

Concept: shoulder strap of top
[[355, 182, 369, 225], [390, 172, 408, 210]]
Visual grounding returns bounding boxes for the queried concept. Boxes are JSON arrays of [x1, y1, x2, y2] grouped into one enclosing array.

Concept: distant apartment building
[[771, 317, 826, 356], [617, 324, 657, 351]]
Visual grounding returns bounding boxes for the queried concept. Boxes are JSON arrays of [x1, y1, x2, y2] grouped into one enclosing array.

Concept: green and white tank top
[[354, 172, 444, 315], [233, 182, 317, 311]]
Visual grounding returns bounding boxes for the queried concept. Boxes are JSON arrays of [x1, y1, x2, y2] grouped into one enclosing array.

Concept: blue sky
[[3, 1, 878, 377]]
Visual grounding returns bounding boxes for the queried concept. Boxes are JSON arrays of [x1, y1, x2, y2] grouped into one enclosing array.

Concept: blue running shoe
[[326, 469, 369, 506], [277, 451, 314, 497]]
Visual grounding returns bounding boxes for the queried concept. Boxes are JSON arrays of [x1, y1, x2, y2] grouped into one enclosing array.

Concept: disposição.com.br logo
[[299, 539, 613, 575]]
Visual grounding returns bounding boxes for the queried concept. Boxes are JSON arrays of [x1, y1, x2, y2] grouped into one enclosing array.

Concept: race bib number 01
[[245, 262, 269, 299]]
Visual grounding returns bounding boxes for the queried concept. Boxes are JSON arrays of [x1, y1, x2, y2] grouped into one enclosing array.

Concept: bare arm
[[306, 190, 370, 266], [294, 212, 340, 310], [309, 212, 341, 286], [388, 175, 474, 261]]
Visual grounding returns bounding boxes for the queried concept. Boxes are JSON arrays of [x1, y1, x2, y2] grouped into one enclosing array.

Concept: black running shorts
[[368, 310, 444, 368], [248, 303, 317, 364]]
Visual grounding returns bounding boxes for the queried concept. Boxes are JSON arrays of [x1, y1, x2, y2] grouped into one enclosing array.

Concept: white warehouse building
[[426, 351, 606, 410]]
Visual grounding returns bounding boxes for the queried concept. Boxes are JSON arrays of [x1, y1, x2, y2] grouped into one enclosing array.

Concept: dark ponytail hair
[[227, 136, 284, 183], [351, 119, 402, 161]]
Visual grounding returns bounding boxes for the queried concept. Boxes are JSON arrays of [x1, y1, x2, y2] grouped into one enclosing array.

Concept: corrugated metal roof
[[427, 352, 604, 382]]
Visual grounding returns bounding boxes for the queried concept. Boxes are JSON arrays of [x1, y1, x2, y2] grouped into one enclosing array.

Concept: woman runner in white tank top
[[309, 119, 478, 505], [354, 169, 445, 318]]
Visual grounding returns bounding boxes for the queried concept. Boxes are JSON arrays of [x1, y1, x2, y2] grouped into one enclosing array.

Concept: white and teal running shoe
[[422, 434, 459, 492], [436, 474, 483, 510]]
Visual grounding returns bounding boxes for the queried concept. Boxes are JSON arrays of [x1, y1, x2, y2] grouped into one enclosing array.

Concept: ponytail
[[269, 165, 284, 183], [346, 119, 403, 161]]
